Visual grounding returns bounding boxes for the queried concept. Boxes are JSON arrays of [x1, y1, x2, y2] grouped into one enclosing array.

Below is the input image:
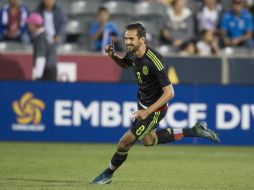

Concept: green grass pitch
[[0, 142, 254, 190]]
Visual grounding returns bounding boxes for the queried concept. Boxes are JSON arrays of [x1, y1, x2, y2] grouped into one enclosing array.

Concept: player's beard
[[126, 42, 140, 53]]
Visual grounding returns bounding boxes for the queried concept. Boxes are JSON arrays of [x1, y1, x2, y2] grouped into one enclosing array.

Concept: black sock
[[183, 128, 197, 137], [154, 128, 175, 145], [108, 150, 128, 173]]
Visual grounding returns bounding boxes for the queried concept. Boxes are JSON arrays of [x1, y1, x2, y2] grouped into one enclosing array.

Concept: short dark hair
[[97, 6, 108, 13], [125, 23, 146, 39]]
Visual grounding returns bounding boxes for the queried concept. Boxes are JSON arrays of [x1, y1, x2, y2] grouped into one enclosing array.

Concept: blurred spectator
[[160, 0, 194, 50], [89, 6, 122, 52], [36, 0, 67, 44], [196, 29, 219, 56], [244, 0, 254, 10], [249, 2, 254, 43], [197, 0, 223, 32], [179, 39, 197, 56], [142, 0, 171, 4], [245, 0, 254, 29], [0, 0, 30, 43], [27, 13, 57, 81], [143, 0, 175, 5], [220, 0, 253, 48]]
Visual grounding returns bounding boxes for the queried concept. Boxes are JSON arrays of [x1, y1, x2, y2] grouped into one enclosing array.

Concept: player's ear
[[140, 36, 145, 44]]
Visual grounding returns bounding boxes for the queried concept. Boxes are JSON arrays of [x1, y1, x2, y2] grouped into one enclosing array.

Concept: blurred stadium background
[[0, 0, 254, 189]]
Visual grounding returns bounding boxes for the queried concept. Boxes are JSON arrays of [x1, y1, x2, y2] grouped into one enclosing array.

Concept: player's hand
[[133, 109, 151, 120], [105, 39, 115, 57]]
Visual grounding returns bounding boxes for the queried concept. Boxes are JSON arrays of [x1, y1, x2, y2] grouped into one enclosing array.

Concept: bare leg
[[90, 130, 137, 184], [141, 129, 157, 146], [117, 130, 137, 152]]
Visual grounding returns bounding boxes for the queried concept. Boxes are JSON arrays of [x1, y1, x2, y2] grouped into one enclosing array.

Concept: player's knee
[[141, 133, 156, 147], [142, 141, 153, 147], [118, 140, 130, 151], [118, 137, 135, 151], [142, 138, 154, 147], [117, 130, 137, 151]]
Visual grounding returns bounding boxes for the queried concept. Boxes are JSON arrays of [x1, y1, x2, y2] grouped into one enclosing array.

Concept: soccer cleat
[[90, 169, 113, 184], [193, 121, 220, 143]]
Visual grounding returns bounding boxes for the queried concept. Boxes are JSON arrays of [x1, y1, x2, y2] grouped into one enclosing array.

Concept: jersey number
[[136, 125, 145, 136], [136, 72, 142, 84]]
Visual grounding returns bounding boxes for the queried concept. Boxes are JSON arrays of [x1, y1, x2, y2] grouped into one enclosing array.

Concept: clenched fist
[[105, 39, 115, 56]]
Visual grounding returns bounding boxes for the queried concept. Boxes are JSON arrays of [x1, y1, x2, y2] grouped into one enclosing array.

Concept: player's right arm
[[105, 40, 130, 69]]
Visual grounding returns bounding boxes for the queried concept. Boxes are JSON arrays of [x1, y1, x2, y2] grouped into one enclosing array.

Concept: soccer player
[[90, 23, 220, 185]]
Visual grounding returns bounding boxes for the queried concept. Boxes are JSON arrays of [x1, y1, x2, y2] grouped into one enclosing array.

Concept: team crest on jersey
[[143, 66, 148, 75]]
